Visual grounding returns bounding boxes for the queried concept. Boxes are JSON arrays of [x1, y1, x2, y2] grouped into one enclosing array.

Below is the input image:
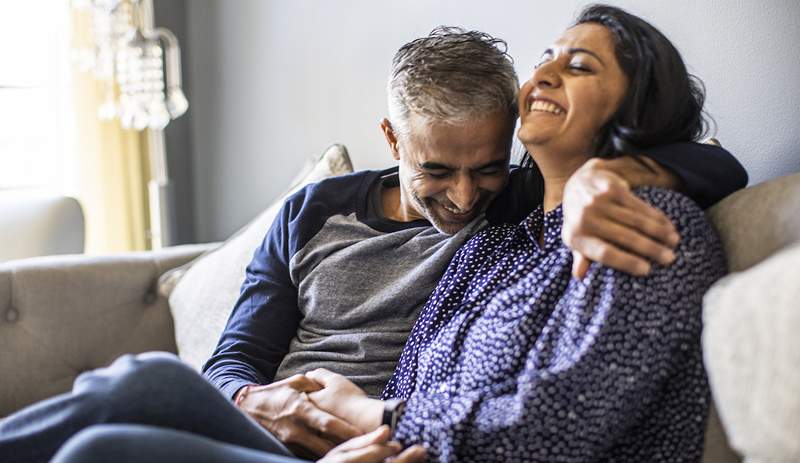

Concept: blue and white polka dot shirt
[[382, 187, 726, 462]]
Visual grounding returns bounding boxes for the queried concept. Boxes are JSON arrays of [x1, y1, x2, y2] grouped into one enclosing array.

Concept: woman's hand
[[318, 426, 427, 463], [306, 368, 385, 433]]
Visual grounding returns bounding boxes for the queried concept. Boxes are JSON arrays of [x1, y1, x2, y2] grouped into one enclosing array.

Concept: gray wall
[[181, 0, 800, 243]]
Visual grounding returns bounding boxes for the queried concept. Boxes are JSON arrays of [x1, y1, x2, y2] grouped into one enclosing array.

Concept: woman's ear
[[380, 118, 401, 161]]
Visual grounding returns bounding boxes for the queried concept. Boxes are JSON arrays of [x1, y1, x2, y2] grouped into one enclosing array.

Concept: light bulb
[[166, 88, 188, 118], [132, 109, 149, 131], [148, 102, 171, 130]]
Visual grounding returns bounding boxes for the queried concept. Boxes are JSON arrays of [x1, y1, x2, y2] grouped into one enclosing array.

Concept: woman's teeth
[[528, 100, 565, 115]]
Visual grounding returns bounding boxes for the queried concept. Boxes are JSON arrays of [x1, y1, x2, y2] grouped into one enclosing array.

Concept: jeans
[[51, 424, 306, 463], [0, 352, 304, 463]]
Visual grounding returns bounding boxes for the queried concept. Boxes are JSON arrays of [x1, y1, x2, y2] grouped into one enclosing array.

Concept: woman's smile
[[527, 97, 567, 116]]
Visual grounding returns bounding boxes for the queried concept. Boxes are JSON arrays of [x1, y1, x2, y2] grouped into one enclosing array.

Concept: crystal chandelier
[[72, 0, 188, 130]]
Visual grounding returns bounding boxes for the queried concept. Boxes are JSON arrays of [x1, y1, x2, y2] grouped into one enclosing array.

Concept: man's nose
[[448, 174, 477, 212]]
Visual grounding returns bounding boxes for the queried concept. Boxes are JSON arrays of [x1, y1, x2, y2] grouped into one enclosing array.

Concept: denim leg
[[51, 424, 310, 463], [0, 352, 292, 463]]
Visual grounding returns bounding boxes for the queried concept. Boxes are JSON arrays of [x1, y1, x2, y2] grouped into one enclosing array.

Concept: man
[[0, 27, 746, 463], [204, 27, 746, 458]]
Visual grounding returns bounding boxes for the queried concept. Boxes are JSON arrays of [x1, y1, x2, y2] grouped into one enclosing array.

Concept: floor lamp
[[72, 0, 188, 249]]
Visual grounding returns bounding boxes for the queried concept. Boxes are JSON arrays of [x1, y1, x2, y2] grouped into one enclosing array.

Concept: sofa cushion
[[707, 172, 800, 273], [703, 243, 800, 463], [166, 145, 354, 370]]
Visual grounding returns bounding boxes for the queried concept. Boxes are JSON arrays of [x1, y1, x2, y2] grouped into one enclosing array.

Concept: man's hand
[[563, 157, 681, 279], [318, 426, 427, 463], [236, 374, 361, 459], [306, 368, 385, 434]]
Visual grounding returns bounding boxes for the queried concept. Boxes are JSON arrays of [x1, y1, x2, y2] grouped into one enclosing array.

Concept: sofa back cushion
[[165, 145, 354, 370], [701, 171, 800, 463], [706, 171, 800, 272]]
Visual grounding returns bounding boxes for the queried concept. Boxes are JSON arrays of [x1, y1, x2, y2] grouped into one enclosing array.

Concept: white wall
[[186, 0, 800, 242]]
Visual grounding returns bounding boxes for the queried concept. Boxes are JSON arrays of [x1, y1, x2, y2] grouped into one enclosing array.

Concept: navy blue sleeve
[[487, 142, 747, 226], [201, 192, 306, 400], [201, 172, 371, 400], [642, 142, 748, 209]]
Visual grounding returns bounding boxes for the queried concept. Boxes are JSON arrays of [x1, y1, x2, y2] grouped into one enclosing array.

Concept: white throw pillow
[[703, 244, 800, 463], [166, 144, 354, 370]]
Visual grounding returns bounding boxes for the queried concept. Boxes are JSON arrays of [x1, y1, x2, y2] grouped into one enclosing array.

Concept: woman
[[302, 4, 726, 462], [36, 5, 725, 463]]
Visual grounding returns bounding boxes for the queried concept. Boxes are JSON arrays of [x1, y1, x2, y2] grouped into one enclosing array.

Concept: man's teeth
[[528, 100, 565, 115], [443, 205, 468, 214]]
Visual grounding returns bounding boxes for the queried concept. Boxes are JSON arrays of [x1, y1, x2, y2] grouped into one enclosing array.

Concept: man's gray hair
[[387, 26, 519, 141]]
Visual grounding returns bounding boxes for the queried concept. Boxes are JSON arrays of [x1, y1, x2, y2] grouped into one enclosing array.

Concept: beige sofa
[[1, 145, 798, 462]]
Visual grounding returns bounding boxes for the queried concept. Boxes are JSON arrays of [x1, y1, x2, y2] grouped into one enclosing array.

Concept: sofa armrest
[[0, 243, 218, 416]]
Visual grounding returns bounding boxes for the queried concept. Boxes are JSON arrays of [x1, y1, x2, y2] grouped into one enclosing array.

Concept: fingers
[[574, 166, 675, 243], [563, 186, 681, 274], [298, 403, 362, 442], [247, 394, 360, 446], [569, 236, 652, 276], [564, 158, 684, 277], [319, 427, 425, 463], [277, 373, 325, 393], [305, 368, 341, 387], [242, 381, 354, 457], [272, 421, 337, 458], [611, 192, 679, 246], [334, 443, 402, 463], [571, 251, 591, 279], [332, 426, 391, 452], [580, 212, 676, 266], [388, 445, 428, 463]]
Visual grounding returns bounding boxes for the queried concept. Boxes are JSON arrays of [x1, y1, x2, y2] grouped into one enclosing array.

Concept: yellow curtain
[[70, 6, 151, 254]]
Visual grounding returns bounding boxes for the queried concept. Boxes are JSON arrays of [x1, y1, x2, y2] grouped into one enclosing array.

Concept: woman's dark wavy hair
[[524, 4, 709, 167]]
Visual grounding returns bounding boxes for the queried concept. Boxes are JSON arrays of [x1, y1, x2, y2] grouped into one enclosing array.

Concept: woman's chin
[[516, 127, 551, 150]]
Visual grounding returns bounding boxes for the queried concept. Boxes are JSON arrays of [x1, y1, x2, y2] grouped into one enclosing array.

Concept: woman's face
[[517, 23, 628, 157]]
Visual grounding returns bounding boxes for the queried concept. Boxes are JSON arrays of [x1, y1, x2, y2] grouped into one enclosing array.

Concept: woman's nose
[[532, 61, 561, 88]]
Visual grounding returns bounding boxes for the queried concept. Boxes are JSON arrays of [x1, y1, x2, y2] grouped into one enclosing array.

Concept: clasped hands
[[236, 370, 424, 463]]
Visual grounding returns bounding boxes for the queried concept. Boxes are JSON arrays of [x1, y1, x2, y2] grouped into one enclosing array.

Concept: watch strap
[[381, 398, 406, 434]]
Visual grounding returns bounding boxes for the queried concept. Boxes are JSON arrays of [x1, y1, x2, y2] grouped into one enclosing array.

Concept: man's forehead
[[406, 111, 511, 131], [406, 112, 512, 143], [409, 146, 510, 170], [404, 124, 511, 169]]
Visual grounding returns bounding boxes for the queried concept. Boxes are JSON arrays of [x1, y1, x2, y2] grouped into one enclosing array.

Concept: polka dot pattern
[[381, 187, 726, 462]]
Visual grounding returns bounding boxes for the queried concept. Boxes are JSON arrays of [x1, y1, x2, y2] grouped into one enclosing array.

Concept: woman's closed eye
[[534, 52, 554, 69], [569, 62, 593, 73]]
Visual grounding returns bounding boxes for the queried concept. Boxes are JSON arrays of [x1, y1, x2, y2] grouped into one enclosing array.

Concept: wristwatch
[[382, 398, 406, 434]]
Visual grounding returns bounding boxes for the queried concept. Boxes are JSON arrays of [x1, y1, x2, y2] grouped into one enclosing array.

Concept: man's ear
[[380, 118, 401, 161]]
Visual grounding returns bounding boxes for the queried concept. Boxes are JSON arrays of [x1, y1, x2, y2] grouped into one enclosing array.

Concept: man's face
[[386, 113, 514, 235]]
